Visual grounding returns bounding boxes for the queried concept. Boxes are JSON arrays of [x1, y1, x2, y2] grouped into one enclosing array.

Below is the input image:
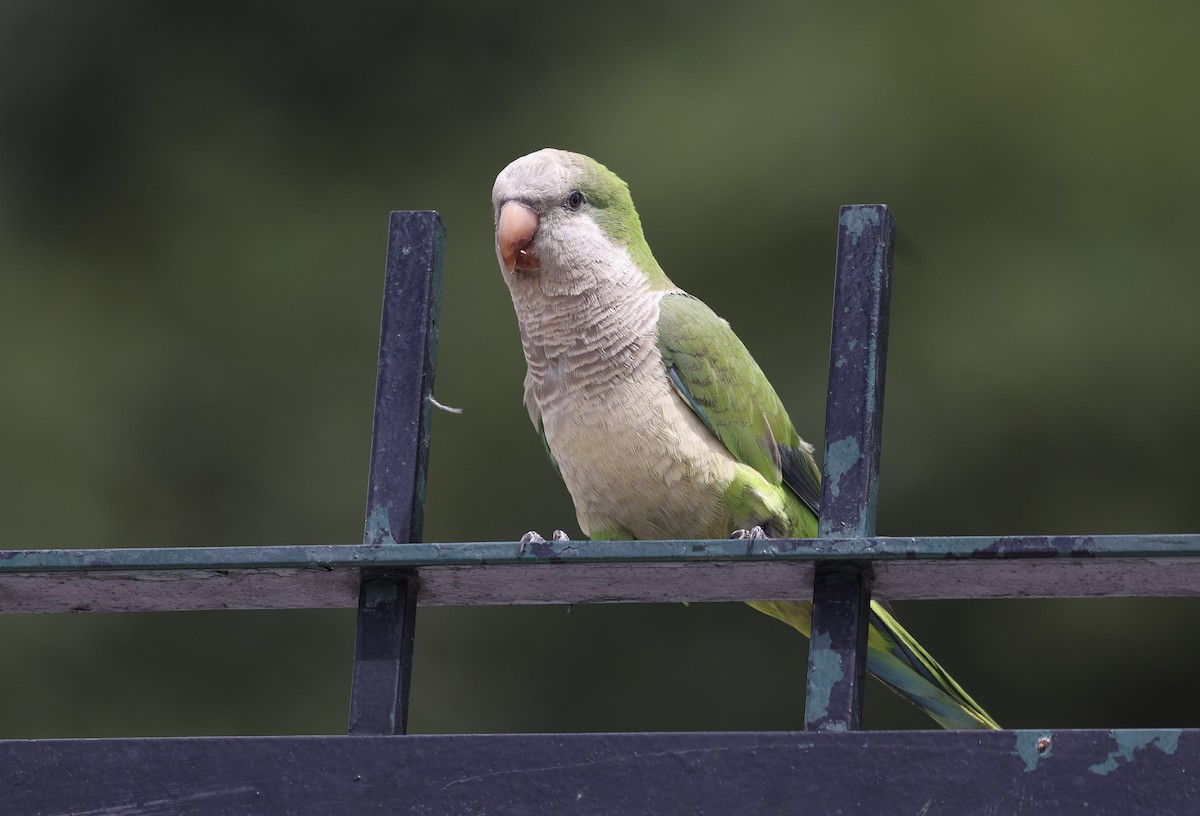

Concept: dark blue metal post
[[348, 211, 444, 735], [804, 204, 895, 732]]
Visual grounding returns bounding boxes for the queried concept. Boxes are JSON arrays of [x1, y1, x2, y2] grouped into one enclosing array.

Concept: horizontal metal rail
[[4, 730, 1196, 814], [2, 534, 1198, 613]]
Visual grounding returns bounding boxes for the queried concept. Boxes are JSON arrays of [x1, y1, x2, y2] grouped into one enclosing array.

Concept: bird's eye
[[564, 190, 585, 211]]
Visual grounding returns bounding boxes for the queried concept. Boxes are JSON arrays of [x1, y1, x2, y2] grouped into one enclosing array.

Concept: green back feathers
[[656, 293, 820, 515], [569, 154, 674, 292]]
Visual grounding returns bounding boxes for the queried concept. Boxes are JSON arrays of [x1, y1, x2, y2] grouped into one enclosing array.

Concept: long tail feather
[[748, 599, 1000, 730]]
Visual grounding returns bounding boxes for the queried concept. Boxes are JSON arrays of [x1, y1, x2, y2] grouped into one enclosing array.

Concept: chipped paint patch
[[806, 630, 844, 723], [1014, 731, 1052, 772], [364, 502, 395, 547], [1088, 729, 1181, 775], [840, 206, 881, 246], [835, 356, 847, 369], [824, 437, 862, 500]]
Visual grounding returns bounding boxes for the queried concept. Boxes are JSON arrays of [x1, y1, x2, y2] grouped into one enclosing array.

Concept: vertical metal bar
[[817, 205, 894, 541], [348, 211, 445, 735], [349, 571, 419, 735], [362, 211, 445, 551], [804, 204, 895, 732]]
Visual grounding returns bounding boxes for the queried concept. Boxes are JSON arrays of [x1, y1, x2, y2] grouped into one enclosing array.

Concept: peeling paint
[[1014, 731, 1052, 772], [364, 502, 395, 547], [824, 437, 862, 500], [835, 356, 847, 369], [840, 206, 881, 246], [1088, 729, 1181, 775], [806, 631, 844, 722]]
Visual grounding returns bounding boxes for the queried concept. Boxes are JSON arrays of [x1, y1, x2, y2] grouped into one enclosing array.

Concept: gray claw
[[517, 531, 542, 556], [518, 529, 569, 556], [730, 525, 769, 540]]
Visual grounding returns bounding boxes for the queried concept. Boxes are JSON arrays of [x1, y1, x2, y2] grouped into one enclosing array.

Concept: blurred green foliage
[[1, 1, 1199, 736]]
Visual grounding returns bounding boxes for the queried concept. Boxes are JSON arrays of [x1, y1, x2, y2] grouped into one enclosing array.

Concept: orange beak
[[497, 201, 540, 274]]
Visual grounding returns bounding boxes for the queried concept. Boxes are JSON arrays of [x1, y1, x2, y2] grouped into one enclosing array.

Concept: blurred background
[[1, 1, 1199, 737]]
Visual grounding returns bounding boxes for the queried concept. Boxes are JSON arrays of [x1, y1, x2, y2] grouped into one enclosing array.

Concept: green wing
[[656, 292, 821, 515]]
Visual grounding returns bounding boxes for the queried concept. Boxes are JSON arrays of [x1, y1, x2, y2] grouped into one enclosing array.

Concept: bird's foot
[[730, 526, 769, 540], [519, 530, 571, 544], [518, 529, 570, 555]]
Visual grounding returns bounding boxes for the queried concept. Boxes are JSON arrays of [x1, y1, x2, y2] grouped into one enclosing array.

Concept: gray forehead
[[492, 149, 579, 206]]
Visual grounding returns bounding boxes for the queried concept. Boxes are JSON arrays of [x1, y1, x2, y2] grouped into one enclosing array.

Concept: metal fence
[[3, 208, 1197, 813]]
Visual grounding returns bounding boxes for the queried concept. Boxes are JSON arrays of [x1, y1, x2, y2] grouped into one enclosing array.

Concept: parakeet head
[[492, 149, 671, 295]]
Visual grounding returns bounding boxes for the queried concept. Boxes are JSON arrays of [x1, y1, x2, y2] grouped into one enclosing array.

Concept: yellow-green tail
[[749, 599, 1000, 730]]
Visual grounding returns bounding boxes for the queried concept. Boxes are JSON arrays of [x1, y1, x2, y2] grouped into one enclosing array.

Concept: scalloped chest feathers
[[517, 290, 734, 539]]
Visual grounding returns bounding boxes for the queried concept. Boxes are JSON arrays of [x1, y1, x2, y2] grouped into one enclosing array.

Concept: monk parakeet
[[492, 148, 999, 731]]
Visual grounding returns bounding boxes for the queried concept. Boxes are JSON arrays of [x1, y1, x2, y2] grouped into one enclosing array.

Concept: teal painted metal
[[3, 534, 1200, 571], [4, 535, 1200, 614], [805, 204, 895, 731], [806, 564, 872, 731]]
